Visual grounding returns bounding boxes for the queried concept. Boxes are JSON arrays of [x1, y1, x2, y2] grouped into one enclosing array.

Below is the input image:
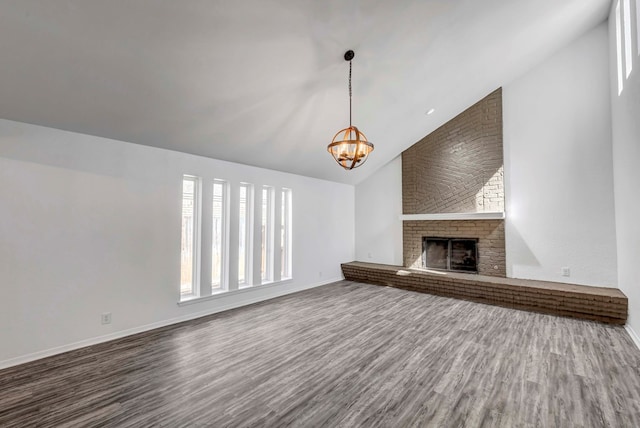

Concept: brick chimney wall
[[401, 89, 506, 277], [402, 88, 504, 214]]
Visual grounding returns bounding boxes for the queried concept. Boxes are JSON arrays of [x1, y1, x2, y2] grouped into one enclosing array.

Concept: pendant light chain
[[348, 60, 352, 128]]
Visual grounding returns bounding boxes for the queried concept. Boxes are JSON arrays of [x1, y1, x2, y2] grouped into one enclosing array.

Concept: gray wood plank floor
[[2, 281, 640, 427]]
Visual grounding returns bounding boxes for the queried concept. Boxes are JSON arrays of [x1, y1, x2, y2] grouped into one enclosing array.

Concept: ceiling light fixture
[[327, 50, 374, 170]]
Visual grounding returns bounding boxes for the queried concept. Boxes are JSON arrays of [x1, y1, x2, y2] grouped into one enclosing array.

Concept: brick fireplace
[[403, 220, 505, 276], [344, 88, 628, 324], [401, 88, 506, 278]]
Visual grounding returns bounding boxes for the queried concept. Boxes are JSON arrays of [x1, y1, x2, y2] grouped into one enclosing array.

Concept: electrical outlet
[[319, 271, 322, 278], [561, 267, 570, 277], [101, 312, 112, 325], [368, 252, 372, 259]]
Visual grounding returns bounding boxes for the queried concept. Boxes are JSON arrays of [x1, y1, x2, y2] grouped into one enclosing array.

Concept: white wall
[[503, 21, 618, 287], [0, 119, 354, 368], [609, 0, 640, 337], [355, 157, 403, 265]]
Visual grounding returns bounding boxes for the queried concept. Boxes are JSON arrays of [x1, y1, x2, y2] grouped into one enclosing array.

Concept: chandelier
[[327, 50, 374, 170]]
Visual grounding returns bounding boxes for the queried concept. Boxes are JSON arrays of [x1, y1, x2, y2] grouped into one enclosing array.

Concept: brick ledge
[[341, 261, 627, 325]]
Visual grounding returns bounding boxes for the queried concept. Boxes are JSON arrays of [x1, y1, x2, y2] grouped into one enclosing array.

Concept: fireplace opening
[[422, 237, 478, 273]]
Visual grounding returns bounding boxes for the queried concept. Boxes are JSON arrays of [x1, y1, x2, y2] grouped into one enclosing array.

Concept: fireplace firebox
[[422, 237, 478, 273]]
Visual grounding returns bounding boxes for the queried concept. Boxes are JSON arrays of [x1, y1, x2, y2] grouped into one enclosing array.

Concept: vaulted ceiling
[[0, 0, 610, 184]]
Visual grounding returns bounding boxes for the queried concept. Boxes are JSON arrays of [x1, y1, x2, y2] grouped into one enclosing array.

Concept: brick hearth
[[341, 262, 627, 325]]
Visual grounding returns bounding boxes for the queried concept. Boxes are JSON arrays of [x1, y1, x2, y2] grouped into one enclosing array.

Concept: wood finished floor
[[2, 281, 640, 428]]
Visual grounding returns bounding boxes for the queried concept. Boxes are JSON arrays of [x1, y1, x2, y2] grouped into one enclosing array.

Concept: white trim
[[399, 212, 505, 221], [0, 277, 340, 370], [625, 325, 640, 351]]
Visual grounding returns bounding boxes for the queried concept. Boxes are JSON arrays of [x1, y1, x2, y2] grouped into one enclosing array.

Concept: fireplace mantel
[[399, 212, 505, 221]]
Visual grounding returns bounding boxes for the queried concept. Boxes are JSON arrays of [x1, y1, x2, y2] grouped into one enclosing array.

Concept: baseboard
[[625, 324, 640, 351], [0, 277, 341, 370]]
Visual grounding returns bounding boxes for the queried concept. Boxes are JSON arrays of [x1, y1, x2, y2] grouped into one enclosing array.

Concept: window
[[179, 178, 293, 301], [617, 0, 625, 95], [616, 0, 639, 95], [261, 186, 274, 283], [180, 176, 199, 297], [238, 183, 253, 285], [636, 0, 640, 57], [280, 188, 292, 279], [624, 0, 633, 78], [211, 180, 227, 289]]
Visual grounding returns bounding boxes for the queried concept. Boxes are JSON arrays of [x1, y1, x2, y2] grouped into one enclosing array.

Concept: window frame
[[180, 175, 201, 299], [280, 188, 292, 280], [238, 182, 254, 286], [261, 185, 275, 284], [211, 179, 228, 291]]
